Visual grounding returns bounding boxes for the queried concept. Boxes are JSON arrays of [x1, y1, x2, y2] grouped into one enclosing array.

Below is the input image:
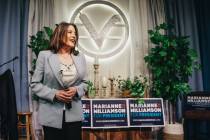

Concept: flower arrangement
[[116, 75, 148, 98], [86, 80, 95, 98]]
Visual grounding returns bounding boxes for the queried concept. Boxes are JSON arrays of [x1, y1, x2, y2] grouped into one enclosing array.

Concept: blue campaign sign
[[184, 93, 210, 111], [82, 99, 92, 128], [128, 98, 165, 127], [91, 99, 128, 128]]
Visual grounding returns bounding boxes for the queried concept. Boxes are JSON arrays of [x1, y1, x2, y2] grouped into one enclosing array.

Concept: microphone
[[0, 56, 19, 68], [13, 56, 19, 60], [64, 88, 72, 109]]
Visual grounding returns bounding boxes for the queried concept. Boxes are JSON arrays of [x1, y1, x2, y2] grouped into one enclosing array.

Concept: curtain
[[0, 0, 29, 112], [164, 0, 203, 91], [129, 0, 149, 80], [28, 0, 55, 79], [164, 0, 208, 139], [193, 0, 210, 139], [194, 0, 210, 91], [28, 0, 55, 35], [28, 0, 55, 139], [129, 0, 165, 96], [164, 0, 204, 122]]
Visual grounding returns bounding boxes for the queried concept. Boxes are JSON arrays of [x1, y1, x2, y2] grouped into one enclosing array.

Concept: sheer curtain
[[129, 0, 165, 96], [28, 0, 55, 139]]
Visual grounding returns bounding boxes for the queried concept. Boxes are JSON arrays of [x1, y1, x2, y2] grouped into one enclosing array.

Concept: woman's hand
[[66, 87, 77, 97], [55, 90, 72, 103], [54, 87, 77, 103]]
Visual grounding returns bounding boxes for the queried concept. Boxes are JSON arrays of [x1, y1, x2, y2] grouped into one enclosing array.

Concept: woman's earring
[[73, 47, 79, 55]]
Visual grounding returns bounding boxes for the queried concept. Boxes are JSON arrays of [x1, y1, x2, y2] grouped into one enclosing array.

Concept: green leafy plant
[[86, 80, 95, 98], [28, 27, 53, 72], [144, 23, 200, 123], [117, 75, 147, 99]]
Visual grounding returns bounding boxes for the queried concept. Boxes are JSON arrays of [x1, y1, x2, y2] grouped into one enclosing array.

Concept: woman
[[31, 22, 87, 140]]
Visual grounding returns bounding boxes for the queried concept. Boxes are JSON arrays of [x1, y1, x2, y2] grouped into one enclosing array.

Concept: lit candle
[[102, 76, 107, 87]]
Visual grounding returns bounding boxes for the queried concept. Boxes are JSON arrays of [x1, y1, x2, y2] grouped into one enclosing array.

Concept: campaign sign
[[92, 99, 128, 128], [128, 98, 165, 127], [82, 99, 91, 128], [184, 93, 210, 110]]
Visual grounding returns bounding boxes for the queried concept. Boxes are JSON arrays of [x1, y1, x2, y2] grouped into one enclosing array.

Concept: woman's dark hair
[[49, 22, 79, 55]]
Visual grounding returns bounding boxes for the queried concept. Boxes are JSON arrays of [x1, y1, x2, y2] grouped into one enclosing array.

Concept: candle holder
[[93, 64, 100, 98], [101, 76, 108, 98], [108, 77, 114, 97], [102, 86, 107, 98]]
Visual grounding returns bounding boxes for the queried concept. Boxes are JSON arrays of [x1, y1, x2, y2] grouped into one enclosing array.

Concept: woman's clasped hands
[[55, 87, 77, 103]]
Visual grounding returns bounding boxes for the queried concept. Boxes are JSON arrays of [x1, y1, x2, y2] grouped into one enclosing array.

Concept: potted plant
[[86, 80, 95, 98], [117, 75, 147, 99], [28, 26, 53, 73], [144, 23, 200, 134]]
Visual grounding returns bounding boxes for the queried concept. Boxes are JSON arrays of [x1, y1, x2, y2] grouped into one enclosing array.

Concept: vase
[[88, 89, 95, 98], [163, 123, 184, 140], [121, 90, 132, 98]]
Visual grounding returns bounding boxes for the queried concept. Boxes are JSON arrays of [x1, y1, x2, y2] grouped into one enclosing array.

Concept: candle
[[102, 76, 107, 87], [94, 57, 99, 65], [109, 70, 113, 78]]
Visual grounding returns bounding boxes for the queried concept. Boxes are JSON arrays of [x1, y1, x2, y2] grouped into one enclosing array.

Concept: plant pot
[[121, 90, 132, 98], [163, 123, 184, 140], [163, 123, 184, 135], [88, 89, 95, 98]]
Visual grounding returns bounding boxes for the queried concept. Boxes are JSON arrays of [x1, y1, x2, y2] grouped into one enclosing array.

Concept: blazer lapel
[[48, 54, 64, 87]]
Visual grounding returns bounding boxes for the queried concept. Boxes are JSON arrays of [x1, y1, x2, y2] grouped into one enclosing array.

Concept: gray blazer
[[31, 50, 87, 129]]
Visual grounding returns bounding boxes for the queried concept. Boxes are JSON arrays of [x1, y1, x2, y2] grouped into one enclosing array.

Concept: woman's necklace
[[61, 63, 73, 70]]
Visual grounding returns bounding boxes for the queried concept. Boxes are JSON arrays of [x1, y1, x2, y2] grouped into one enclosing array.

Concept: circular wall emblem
[[70, 0, 129, 59]]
